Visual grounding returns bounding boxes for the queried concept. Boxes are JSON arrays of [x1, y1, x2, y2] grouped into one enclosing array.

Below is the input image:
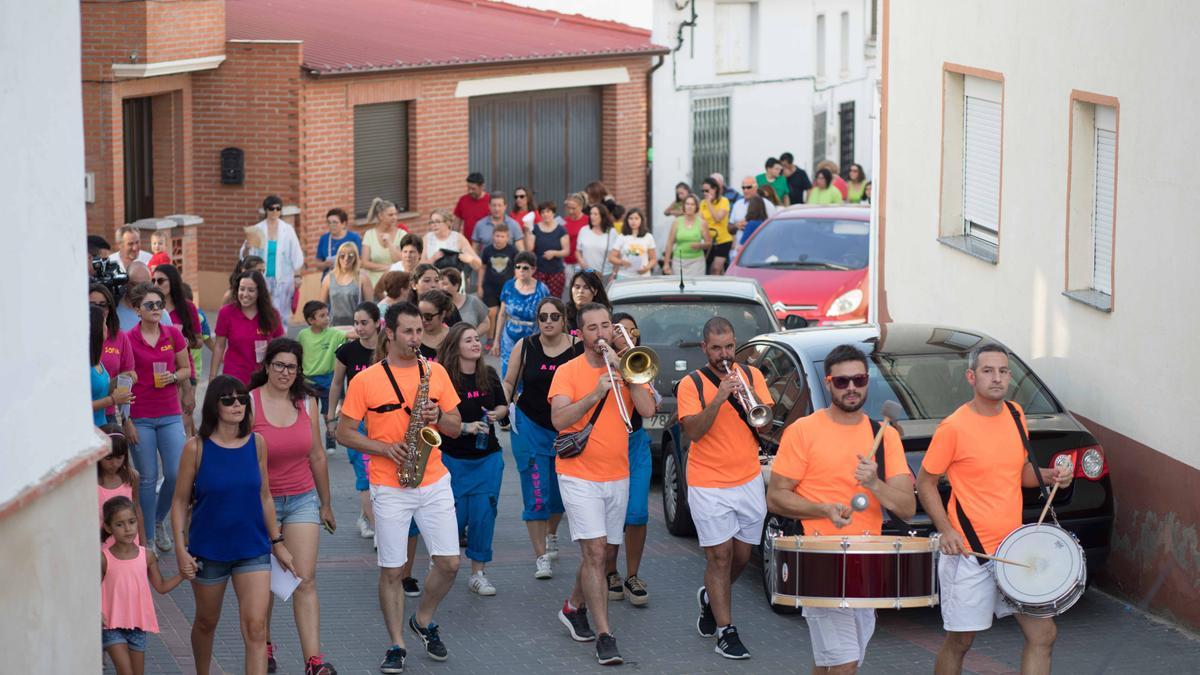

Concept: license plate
[[644, 414, 670, 429]]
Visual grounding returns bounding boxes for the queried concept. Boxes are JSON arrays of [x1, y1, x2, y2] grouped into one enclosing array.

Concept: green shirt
[[756, 172, 790, 204], [808, 186, 844, 205], [298, 326, 347, 378], [673, 216, 705, 259]]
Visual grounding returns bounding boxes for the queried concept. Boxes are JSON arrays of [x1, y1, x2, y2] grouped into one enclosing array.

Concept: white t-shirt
[[614, 233, 657, 279], [107, 250, 153, 273], [576, 227, 619, 276]]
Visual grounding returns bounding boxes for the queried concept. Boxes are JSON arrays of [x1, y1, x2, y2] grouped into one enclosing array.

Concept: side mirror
[[783, 315, 807, 330]]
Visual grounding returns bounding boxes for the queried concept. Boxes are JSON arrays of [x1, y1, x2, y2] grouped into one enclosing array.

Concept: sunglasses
[[267, 206, 282, 212], [90, 300, 110, 310], [514, 264, 532, 271], [269, 361, 298, 374], [742, 184, 756, 190], [152, 277, 169, 286], [514, 193, 528, 199], [140, 300, 164, 311], [827, 374, 869, 389], [420, 312, 441, 321], [538, 312, 562, 322], [218, 393, 251, 407]]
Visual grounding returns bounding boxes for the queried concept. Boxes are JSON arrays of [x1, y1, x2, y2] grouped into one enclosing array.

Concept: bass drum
[[759, 514, 803, 615], [769, 535, 939, 610], [993, 523, 1086, 618]]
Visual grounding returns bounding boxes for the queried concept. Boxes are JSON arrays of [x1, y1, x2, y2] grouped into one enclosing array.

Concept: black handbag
[[552, 395, 608, 459]]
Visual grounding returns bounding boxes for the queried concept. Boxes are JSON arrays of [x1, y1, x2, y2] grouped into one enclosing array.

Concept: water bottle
[[475, 408, 491, 451]]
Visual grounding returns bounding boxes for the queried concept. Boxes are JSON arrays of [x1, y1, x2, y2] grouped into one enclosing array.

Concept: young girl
[[100, 495, 187, 675], [98, 425, 145, 547]]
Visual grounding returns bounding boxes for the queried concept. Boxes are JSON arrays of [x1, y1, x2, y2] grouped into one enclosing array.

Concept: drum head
[[993, 525, 1084, 605]]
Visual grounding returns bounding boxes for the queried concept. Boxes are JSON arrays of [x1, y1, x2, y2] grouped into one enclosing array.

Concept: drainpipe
[[646, 53, 666, 217]]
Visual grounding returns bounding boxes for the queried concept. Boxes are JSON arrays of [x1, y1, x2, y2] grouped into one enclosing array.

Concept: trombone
[[596, 324, 661, 433], [722, 359, 772, 428]]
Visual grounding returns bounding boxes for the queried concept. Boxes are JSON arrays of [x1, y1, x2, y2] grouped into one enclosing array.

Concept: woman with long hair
[[375, 270, 411, 313], [846, 163, 868, 203], [171, 375, 296, 675], [211, 271, 284, 385], [490, 251, 549, 375], [327, 302, 381, 541], [437, 323, 507, 596], [361, 197, 407, 286], [241, 195, 305, 325], [417, 289, 455, 361], [410, 263, 463, 327], [608, 208, 656, 279], [510, 186, 537, 232], [321, 242, 373, 326], [152, 263, 201, 432], [663, 181, 691, 217], [502, 297, 581, 578], [559, 194, 589, 294], [248, 339, 336, 674], [808, 168, 845, 205], [527, 200, 570, 297], [90, 305, 114, 427], [564, 269, 611, 333], [222, 256, 265, 306], [576, 203, 619, 280], [735, 196, 770, 248], [700, 177, 733, 274], [662, 194, 710, 278], [89, 283, 135, 426]]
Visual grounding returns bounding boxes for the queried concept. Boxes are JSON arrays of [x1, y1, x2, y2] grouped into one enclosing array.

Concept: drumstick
[[1037, 482, 1060, 527], [967, 551, 1030, 569]]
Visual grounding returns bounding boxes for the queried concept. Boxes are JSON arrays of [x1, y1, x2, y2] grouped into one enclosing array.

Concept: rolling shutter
[[962, 83, 1002, 244], [1092, 127, 1116, 295], [354, 102, 409, 218]]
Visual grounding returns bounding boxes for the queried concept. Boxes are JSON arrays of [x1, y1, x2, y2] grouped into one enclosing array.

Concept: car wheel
[[662, 441, 695, 537], [760, 514, 802, 615]]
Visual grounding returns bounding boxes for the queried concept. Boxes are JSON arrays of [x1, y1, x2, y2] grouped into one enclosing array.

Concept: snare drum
[[769, 535, 939, 609], [992, 523, 1087, 617]]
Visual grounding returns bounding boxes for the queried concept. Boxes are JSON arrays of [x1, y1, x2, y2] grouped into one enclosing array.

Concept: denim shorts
[[193, 552, 272, 585], [102, 627, 147, 652], [274, 489, 320, 525]]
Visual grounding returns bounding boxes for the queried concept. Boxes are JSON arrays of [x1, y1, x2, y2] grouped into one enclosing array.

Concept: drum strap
[[869, 419, 911, 529], [953, 499, 988, 557]]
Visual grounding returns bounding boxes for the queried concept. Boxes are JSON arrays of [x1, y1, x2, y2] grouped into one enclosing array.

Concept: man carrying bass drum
[[916, 343, 1072, 675]]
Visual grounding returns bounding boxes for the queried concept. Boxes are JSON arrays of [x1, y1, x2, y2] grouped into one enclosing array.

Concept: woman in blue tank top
[[171, 375, 296, 674]]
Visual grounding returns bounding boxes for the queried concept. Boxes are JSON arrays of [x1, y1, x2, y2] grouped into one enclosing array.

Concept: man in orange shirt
[[548, 302, 656, 666], [916, 343, 1072, 675], [677, 317, 774, 660], [338, 302, 464, 673], [766, 345, 916, 674]]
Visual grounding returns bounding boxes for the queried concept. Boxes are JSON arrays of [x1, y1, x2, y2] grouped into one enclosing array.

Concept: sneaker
[[607, 572, 624, 601], [534, 554, 553, 579], [545, 534, 560, 560], [696, 587, 717, 638], [379, 646, 406, 674], [468, 571, 496, 596], [595, 633, 623, 666], [155, 522, 173, 553], [357, 514, 374, 539], [408, 614, 448, 661], [402, 576, 421, 597], [305, 654, 338, 674], [266, 641, 277, 673], [558, 602, 596, 642], [624, 575, 649, 607], [715, 625, 750, 660]]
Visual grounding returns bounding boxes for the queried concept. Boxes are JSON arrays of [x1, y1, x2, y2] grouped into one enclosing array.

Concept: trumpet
[[722, 359, 772, 428]]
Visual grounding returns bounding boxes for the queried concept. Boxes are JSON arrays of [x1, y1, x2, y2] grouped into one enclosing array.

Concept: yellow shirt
[[700, 197, 732, 245]]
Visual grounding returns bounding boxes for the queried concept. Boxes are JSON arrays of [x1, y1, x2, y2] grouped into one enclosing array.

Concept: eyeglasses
[[152, 277, 168, 286], [420, 312, 441, 321], [538, 312, 562, 322], [827, 374, 869, 389], [514, 264, 533, 271], [90, 300, 110, 310], [339, 253, 357, 259], [429, 218, 445, 225], [267, 206, 282, 212], [140, 300, 164, 311], [218, 393, 251, 407], [269, 361, 298, 374]]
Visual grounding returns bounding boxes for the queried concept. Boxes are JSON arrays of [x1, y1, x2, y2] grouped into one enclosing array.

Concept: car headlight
[[826, 289, 864, 317], [1080, 448, 1105, 479]]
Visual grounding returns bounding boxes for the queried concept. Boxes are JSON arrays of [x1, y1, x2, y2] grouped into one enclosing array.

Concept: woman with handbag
[[501, 297, 581, 579], [423, 208, 480, 274]]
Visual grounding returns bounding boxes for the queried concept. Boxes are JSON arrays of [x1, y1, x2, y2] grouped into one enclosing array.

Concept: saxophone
[[397, 354, 443, 488]]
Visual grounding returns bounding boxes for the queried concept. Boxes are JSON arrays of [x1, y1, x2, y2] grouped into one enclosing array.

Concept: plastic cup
[[153, 362, 168, 388], [254, 340, 269, 363]]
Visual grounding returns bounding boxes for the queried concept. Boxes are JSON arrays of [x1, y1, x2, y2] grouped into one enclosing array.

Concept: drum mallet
[[853, 401, 905, 511]]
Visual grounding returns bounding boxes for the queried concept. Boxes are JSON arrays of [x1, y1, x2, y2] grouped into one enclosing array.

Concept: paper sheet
[[270, 554, 302, 602]]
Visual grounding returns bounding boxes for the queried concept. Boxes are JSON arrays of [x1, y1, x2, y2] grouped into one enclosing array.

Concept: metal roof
[[226, 0, 668, 76]]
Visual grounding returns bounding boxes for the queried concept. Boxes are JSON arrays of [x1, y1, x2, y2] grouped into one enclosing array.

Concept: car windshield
[[613, 300, 776, 347], [815, 353, 1061, 421], [738, 218, 869, 270]]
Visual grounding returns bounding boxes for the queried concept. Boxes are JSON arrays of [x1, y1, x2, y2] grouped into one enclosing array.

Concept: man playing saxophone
[[338, 301, 463, 673]]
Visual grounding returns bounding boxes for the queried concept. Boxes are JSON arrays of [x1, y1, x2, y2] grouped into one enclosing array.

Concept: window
[[813, 110, 827, 166], [839, 11, 850, 75], [1065, 92, 1118, 312], [816, 14, 826, 78], [691, 95, 730, 189], [715, 2, 755, 74], [354, 102, 409, 218], [839, 101, 855, 171], [938, 66, 1004, 262]]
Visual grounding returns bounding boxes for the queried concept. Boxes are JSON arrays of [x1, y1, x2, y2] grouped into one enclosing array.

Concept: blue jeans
[[131, 415, 186, 542]]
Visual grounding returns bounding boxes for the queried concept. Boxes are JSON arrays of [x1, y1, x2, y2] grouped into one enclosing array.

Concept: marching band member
[[677, 317, 774, 659], [337, 302, 463, 673], [766, 344, 915, 674], [548, 303, 656, 666], [916, 343, 1071, 675]]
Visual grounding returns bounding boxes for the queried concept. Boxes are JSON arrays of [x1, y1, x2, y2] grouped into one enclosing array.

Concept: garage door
[[468, 87, 601, 204]]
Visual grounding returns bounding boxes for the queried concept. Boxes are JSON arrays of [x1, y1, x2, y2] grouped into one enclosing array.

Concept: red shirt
[[562, 215, 588, 265], [833, 175, 849, 200], [215, 303, 284, 384], [100, 332, 135, 416], [454, 192, 491, 242], [126, 324, 187, 419], [251, 388, 316, 496]]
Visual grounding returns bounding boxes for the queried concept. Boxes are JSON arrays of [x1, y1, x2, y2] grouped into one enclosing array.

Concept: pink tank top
[[252, 388, 316, 496], [101, 547, 159, 632], [98, 481, 138, 548]]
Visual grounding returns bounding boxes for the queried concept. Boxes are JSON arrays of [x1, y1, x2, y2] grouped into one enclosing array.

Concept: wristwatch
[[271, 534, 285, 544]]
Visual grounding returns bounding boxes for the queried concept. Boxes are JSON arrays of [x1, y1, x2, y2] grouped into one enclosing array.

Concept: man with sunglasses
[[677, 317, 774, 660], [766, 344, 915, 674], [337, 302, 464, 672]]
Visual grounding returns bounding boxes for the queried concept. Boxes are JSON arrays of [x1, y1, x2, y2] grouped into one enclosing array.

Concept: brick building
[[82, 0, 666, 308]]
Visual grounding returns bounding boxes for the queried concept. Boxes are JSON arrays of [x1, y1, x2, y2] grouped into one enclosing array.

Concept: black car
[[658, 324, 1114, 606]]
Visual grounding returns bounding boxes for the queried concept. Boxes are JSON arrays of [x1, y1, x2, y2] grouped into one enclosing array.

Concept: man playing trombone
[[548, 302, 657, 666], [677, 317, 774, 660]]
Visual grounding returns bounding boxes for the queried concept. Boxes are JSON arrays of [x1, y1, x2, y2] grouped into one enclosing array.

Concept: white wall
[[883, 0, 1200, 468]]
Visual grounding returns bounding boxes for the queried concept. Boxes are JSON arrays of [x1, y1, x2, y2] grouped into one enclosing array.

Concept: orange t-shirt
[[341, 359, 462, 488], [771, 409, 910, 536], [547, 354, 645, 482], [677, 364, 774, 488], [922, 401, 1028, 555]]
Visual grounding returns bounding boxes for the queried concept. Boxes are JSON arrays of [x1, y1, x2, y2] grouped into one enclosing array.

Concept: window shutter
[[1092, 128, 1116, 295], [354, 102, 409, 218], [962, 96, 1002, 243]]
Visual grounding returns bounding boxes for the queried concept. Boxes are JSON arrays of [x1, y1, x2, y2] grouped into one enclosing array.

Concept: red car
[[727, 205, 871, 327]]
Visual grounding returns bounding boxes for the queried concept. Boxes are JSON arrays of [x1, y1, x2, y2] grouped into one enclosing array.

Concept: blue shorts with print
[[193, 553, 271, 585], [102, 627, 147, 652], [274, 489, 320, 525]]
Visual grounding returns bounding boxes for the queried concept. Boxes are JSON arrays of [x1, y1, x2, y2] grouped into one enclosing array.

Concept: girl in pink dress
[[97, 425, 145, 547]]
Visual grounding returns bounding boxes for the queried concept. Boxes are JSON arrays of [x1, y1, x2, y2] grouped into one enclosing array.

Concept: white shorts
[[559, 475, 629, 545], [370, 474, 460, 568], [802, 606, 876, 668], [938, 553, 1014, 632], [687, 475, 767, 548]]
